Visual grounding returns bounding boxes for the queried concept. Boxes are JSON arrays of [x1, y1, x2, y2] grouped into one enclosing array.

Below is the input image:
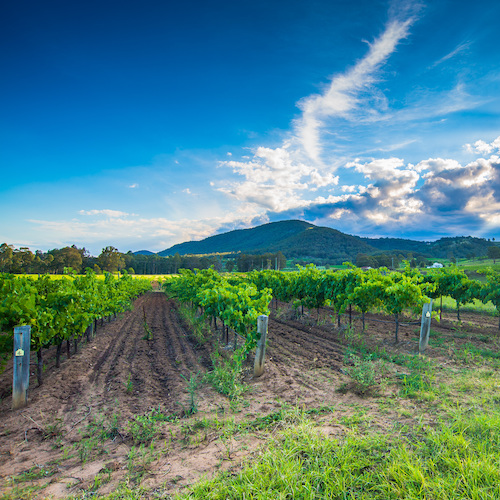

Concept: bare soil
[[0, 293, 498, 498]]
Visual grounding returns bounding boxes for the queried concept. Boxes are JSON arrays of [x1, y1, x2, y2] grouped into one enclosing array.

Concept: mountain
[[158, 220, 313, 256], [363, 235, 494, 259], [132, 250, 155, 255], [158, 220, 374, 262], [156, 220, 498, 264]]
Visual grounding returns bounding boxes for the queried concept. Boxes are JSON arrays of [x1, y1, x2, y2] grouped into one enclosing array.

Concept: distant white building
[[427, 262, 444, 268]]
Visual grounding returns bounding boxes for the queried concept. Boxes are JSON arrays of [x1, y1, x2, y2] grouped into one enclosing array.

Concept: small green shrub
[[128, 414, 159, 445], [344, 354, 377, 394], [204, 352, 244, 400], [180, 372, 201, 415]]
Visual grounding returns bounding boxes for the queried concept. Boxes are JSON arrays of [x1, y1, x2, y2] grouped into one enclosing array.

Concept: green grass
[[426, 258, 500, 271], [179, 409, 500, 499], [177, 363, 500, 499], [438, 296, 497, 315], [455, 259, 500, 273], [204, 351, 245, 400]]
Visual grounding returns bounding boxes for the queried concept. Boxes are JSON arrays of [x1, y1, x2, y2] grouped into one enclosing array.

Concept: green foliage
[[180, 372, 201, 415], [344, 354, 377, 394], [142, 305, 153, 340], [478, 268, 500, 328], [125, 373, 133, 393], [204, 352, 245, 400], [127, 413, 160, 445], [167, 267, 271, 356], [432, 266, 482, 321], [0, 271, 152, 372]]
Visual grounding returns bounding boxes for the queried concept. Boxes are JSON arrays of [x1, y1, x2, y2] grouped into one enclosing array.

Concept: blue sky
[[1, 0, 500, 255]]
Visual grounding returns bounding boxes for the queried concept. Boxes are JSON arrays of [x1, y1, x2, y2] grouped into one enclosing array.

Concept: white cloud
[[415, 158, 463, 175], [29, 203, 265, 255], [25, 146, 500, 253], [295, 17, 414, 161], [373, 139, 418, 153], [129, 183, 139, 188], [297, 150, 500, 237], [216, 7, 417, 217], [429, 41, 471, 69], [218, 145, 338, 212], [464, 136, 500, 155], [79, 209, 132, 218]]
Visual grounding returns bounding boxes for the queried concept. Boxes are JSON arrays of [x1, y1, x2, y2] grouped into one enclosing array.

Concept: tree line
[[0, 243, 288, 275], [0, 244, 224, 275], [0, 244, 129, 274]]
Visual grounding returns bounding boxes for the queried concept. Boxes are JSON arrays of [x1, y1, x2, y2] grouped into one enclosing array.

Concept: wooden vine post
[[12, 326, 31, 410], [253, 315, 268, 377], [419, 300, 433, 354]]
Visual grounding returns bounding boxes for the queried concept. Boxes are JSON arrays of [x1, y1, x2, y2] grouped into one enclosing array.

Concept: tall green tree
[[49, 246, 83, 274], [487, 246, 500, 264], [98, 246, 125, 272], [0, 244, 13, 272], [11, 248, 35, 273]]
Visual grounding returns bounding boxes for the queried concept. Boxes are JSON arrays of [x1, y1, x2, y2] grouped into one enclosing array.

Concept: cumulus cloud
[[34, 145, 500, 252], [464, 136, 500, 155], [418, 156, 499, 214], [214, 0, 498, 241], [258, 146, 500, 240], [218, 145, 339, 212], [217, 7, 417, 217]]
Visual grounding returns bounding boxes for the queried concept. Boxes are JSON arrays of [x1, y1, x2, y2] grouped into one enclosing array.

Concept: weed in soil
[[204, 351, 245, 400], [179, 372, 201, 416]]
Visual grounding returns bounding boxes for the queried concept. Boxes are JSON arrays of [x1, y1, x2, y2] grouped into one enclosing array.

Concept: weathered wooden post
[[253, 315, 268, 377], [419, 300, 433, 354], [12, 326, 31, 410]]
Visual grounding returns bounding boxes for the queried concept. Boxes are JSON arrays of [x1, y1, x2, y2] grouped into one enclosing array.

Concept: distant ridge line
[[129, 220, 498, 263]]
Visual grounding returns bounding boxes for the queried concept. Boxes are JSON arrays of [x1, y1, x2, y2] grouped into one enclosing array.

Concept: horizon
[[1, 0, 500, 255]]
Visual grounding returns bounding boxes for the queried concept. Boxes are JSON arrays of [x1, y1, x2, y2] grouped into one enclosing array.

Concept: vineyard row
[[0, 271, 152, 384], [165, 265, 500, 349]]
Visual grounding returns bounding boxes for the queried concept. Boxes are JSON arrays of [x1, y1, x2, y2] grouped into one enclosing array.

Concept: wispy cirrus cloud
[[217, 7, 414, 212], [429, 41, 472, 69], [295, 16, 415, 162], [215, 0, 498, 242], [217, 7, 418, 215], [79, 209, 134, 217]]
